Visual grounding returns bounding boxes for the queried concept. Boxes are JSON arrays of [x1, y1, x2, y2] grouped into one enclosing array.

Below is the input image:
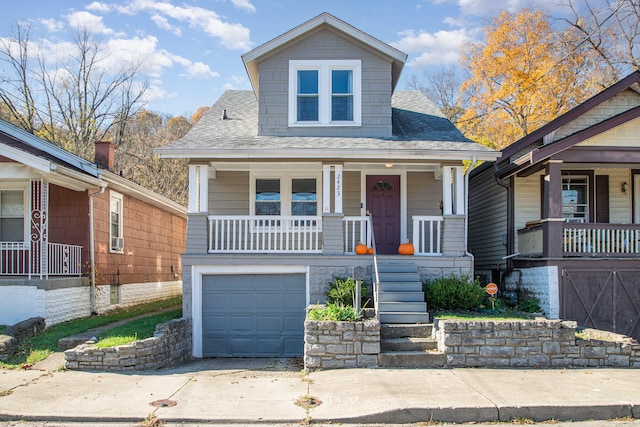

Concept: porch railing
[[1, 242, 83, 277], [343, 216, 372, 253], [518, 224, 544, 256], [412, 216, 443, 255], [208, 215, 322, 253], [564, 223, 640, 255]]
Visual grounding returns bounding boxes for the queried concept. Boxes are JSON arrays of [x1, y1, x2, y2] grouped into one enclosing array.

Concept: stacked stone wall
[[435, 318, 640, 368], [65, 318, 191, 371], [304, 319, 380, 370]]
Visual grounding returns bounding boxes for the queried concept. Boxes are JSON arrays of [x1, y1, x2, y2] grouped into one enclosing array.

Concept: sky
[[3, 0, 579, 118]]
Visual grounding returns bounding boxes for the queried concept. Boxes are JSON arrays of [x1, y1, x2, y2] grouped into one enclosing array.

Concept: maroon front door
[[366, 175, 401, 254]]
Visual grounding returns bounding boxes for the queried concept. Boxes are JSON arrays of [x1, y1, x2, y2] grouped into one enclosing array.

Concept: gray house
[[469, 71, 640, 341], [157, 13, 497, 358]]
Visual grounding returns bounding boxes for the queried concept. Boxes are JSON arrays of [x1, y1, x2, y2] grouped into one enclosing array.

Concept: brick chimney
[[94, 141, 115, 170]]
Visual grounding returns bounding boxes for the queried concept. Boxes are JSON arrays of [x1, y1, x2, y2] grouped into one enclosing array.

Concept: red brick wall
[[48, 185, 91, 268], [92, 189, 186, 286]]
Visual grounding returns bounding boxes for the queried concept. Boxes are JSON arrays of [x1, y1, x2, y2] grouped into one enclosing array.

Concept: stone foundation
[[64, 317, 192, 371], [435, 318, 640, 368], [304, 318, 380, 370]]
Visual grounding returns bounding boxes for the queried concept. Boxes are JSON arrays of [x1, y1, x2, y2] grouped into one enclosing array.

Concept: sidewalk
[[1, 357, 639, 425]]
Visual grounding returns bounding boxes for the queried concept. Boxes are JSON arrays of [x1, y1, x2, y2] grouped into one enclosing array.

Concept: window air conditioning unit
[[111, 237, 124, 250]]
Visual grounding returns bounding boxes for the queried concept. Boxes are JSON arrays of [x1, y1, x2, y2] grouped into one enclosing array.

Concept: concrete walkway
[[1, 357, 639, 425]]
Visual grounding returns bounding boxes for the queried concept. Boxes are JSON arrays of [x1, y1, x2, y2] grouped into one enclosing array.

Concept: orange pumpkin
[[398, 240, 414, 255], [367, 247, 374, 255], [355, 242, 368, 255]]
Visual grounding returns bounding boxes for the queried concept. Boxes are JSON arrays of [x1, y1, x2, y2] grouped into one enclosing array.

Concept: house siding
[[342, 170, 361, 215], [554, 89, 640, 141], [407, 171, 441, 240], [47, 185, 91, 272], [257, 28, 392, 137], [92, 189, 185, 291], [468, 165, 508, 276], [513, 173, 543, 250], [208, 171, 250, 215]]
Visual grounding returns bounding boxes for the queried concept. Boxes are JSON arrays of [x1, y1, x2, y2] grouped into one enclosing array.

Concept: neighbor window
[[110, 191, 124, 252], [0, 189, 25, 242], [562, 176, 589, 221], [289, 60, 361, 126]]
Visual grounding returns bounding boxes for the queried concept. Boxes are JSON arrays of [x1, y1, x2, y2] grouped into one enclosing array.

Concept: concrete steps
[[376, 261, 428, 324], [378, 323, 446, 368]]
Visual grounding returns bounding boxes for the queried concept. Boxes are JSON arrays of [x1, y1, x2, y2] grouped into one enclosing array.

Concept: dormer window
[[289, 60, 361, 127]]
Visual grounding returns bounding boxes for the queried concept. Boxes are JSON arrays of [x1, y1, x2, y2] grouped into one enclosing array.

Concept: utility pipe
[[88, 185, 106, 314]]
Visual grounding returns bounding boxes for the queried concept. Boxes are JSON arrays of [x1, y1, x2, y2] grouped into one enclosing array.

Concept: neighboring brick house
[[0, 119, 186, 326], [156, 13, 498, 358]]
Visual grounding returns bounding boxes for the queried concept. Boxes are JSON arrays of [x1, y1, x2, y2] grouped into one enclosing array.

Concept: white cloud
[[151, 14, 182, 36], [85, 2, 112, 13], [392, 28, 471, 67], [66, 11, 113, 34], [229, 0, 256, 13], [104, 36, 173, 76], [183, 62, 219, 79], [117, 0, 252, 50], [39, 18, 64, 32]]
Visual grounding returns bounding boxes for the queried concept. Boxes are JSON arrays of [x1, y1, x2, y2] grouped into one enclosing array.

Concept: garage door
[[562, 268, 640, 341], [202, 274, 306, 357]]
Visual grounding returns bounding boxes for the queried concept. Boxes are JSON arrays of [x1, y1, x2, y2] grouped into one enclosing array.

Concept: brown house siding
[[92, 189, 186, 287], [48, 185, 91, 269]]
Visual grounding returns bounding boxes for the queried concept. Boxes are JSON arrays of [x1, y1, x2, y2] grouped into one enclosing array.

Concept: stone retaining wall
[[0, 317, 46, 361], [435, 318, 640, 368], [304, 319, 380, 370], [64, 318, 192, 371]]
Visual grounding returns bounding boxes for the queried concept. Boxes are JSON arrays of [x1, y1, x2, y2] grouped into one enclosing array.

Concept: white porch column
[[188, 164, 209, 213], [442, 166, 465, 215], [334, 164, 343, 214], [454, 167, 465, 215], [323, 165, 331, 213], [442, 166, 453, 215]]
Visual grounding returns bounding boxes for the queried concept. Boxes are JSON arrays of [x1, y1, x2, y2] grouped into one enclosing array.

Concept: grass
[[0, 296, 181, 368], [434, 308, 538, 321], [95, 308, 181, 348]]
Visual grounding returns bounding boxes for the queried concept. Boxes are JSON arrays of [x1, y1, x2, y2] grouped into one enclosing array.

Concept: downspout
[[89, 184, 106, 314], [464, 156, 477, 257], [493, 163, 515, 289]]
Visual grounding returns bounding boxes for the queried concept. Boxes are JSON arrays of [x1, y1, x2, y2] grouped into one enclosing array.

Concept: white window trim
[[109, 191, 124, 253], [0, 182, 29, 243], [288, 59, 362, 127], [250, 172, 322, 217]]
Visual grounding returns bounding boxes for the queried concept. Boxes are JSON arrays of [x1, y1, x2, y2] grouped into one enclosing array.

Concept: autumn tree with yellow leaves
[[457, 9, 595, 150]]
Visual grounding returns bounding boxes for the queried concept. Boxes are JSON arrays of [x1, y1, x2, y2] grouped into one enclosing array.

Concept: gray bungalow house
[[469, 71, 640, 341], [157, 13, 497, 358]]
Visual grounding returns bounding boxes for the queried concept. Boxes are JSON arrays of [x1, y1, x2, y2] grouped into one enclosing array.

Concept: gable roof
[[242, 12, 408, 97], [155, 89, 497, 161], [487, 70, 640, 179]]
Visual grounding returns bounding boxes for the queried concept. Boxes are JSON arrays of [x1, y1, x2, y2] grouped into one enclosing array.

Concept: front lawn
[[0, 297, 181, 368], [95, 308, 182, 348]]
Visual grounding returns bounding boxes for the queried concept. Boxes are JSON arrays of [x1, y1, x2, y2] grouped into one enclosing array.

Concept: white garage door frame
[[191, 265, 310, 358]]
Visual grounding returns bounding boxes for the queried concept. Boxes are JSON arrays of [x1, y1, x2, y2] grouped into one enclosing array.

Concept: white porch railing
[[208, 215, 322, 253], [48, 243, 83, 275], [343, 216, 372, 253], [564, 224, 640, 254], [1, 242, 83, 277], [412, 216, 443, 255]]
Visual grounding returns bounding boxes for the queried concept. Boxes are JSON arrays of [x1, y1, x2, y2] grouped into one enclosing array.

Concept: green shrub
[[517, 297, 541, 313], [423, 275, 486, 311], [326, 277, 369, 307], [307, 302, 362, 321]]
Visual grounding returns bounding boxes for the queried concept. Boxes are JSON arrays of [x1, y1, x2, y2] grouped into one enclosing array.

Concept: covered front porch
[[1, 179, 83, 279], [186, 161, 469, 258]]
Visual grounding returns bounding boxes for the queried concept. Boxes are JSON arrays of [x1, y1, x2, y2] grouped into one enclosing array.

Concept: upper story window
[[289, 60, 361, 127], [110, 191, 124, 253], [0, 188, 26, 242]]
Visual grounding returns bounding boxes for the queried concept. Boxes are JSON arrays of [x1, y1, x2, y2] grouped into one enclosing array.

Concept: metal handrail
[[367, 212, 380, 319]]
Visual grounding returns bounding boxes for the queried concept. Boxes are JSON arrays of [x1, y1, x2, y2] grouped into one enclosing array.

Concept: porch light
[[622, 182, 628, 194], [385, 163, 394, 168]]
